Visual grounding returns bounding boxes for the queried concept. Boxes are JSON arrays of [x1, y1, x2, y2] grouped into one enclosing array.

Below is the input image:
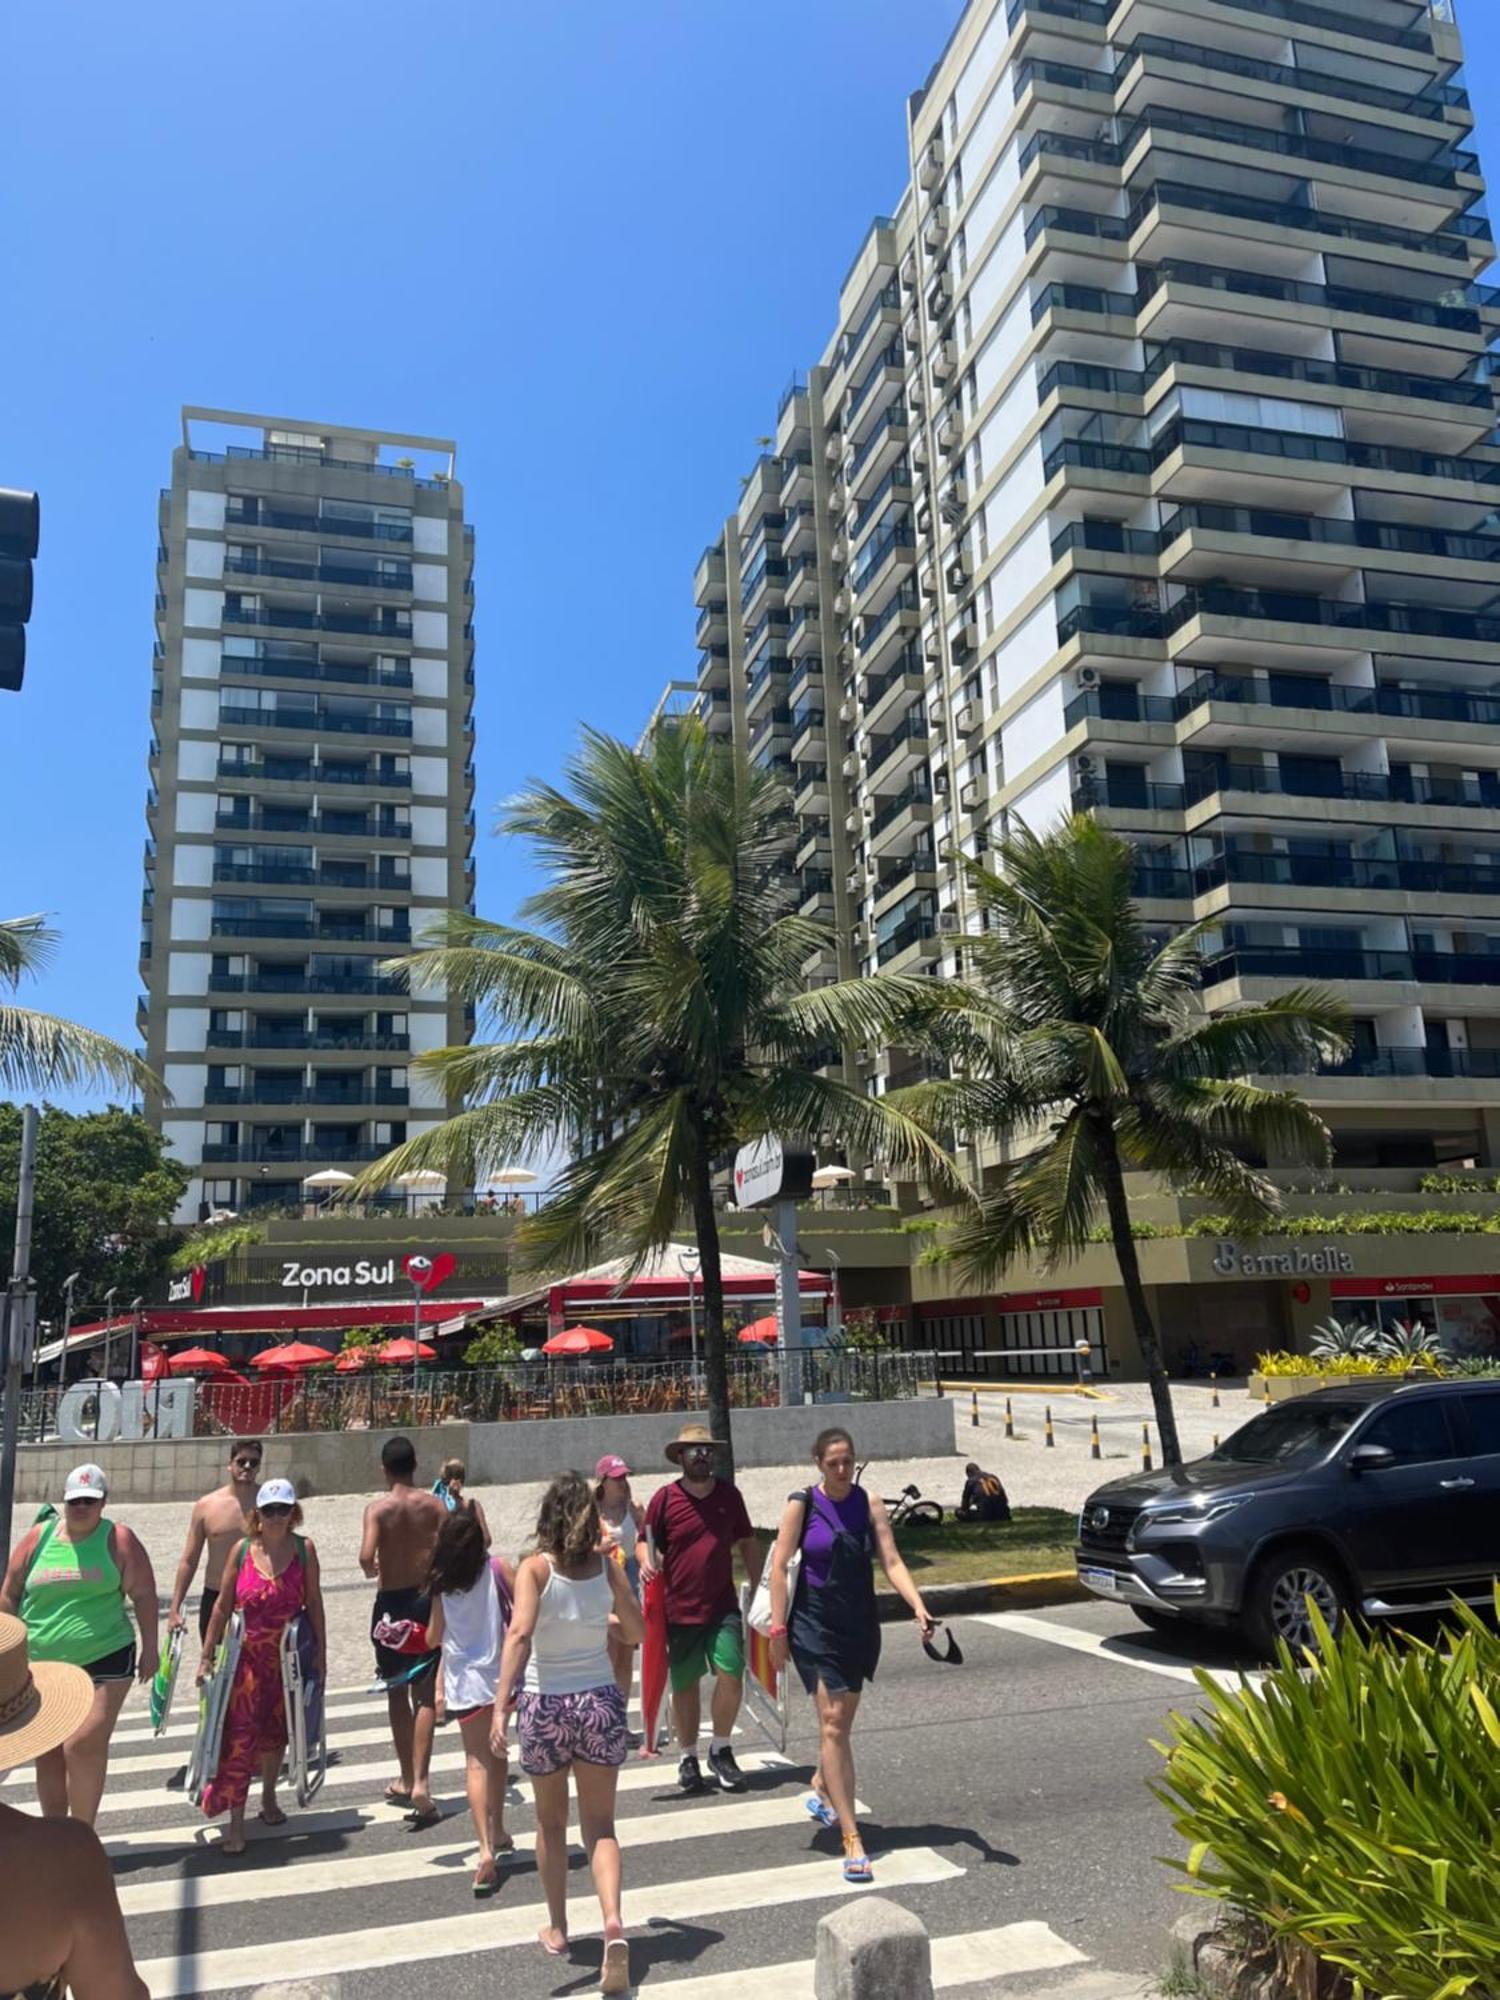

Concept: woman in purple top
[[766, 1427, 935, 1884]]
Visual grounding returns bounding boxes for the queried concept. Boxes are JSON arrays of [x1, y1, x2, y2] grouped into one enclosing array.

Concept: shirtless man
[[359, 1434, 447, 1826], [166, 1439, 263, 1644]]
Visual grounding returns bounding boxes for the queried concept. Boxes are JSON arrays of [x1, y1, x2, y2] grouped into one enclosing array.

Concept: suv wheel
[[1243, 1543, 1349, 1657]]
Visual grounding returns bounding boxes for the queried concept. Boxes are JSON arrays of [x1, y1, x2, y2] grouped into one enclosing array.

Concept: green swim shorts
[[667, 1611, 745, 1693]]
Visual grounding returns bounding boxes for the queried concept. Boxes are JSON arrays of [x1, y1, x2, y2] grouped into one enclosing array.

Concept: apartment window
[[209, 1066, 243, 1090], [203, 1180, 236, 1209], [219, 742, 256, 769], [372, 1122, 407, 1147], [205, 1122, 238, 1148]]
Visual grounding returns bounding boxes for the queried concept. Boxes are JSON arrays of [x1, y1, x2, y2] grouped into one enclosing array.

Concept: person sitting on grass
[[956, 1463, 1011, 1523]]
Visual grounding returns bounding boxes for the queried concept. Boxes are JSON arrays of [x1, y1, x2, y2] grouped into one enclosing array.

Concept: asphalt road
[[0, 1598, 1256, 1999]]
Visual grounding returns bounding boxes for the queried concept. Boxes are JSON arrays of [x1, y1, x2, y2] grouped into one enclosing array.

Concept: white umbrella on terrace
[[485, 1167, 537, 1186], [812, 1164, 855, 1188], [303, 1168, 357, 1188]]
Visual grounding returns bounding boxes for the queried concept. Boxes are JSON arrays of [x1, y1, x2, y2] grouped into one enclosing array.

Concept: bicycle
[[855, 1461, 944, 1526]]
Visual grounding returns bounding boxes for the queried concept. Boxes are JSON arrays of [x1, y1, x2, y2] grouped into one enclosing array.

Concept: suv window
[[1459, 1391, 1500, 1458], [1358, 1399, 1459, 1465]]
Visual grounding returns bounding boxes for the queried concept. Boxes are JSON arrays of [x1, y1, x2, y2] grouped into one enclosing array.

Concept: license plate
[[1078, 1566, 1120, 1595]]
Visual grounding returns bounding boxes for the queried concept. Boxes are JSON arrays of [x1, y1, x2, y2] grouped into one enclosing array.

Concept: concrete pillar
[[1479, 1107, 1500, 1168], [815, 1896, 934, 2000]]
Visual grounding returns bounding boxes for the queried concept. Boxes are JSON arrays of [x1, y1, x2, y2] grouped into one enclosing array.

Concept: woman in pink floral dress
[[197, 1478, 325, 1854]]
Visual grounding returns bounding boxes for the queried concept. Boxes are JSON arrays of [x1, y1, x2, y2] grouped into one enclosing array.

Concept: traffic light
[[0, 488, 40, 693]]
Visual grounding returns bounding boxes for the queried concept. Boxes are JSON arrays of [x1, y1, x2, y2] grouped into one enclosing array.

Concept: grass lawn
[[754, 1506, 1078, 1589]]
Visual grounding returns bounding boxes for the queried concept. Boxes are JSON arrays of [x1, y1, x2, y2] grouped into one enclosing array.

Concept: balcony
[[1032, 281, 1137, 329], [1119, 107, 1476, 195], [1174, 673, 1500, 735], [1115, 34, 1467, 126], [852, 516, 916, 596], [214, 809, 412, 839], [218, 705, 414, 738], [846, 342, 905, 430], [1201, 946, 1500, 990], [223, 604, 414, 640], [1163, 585, 1500, 654], [1136, 261, 1493, 339], [876, 912, 939, 967], [865, 708, 930, 788], [1144, 341, 1493, 416], [1182, 764, 1500, 814], [205, 1084, 409, 1107], [200, 1139, 393, 1165], [1147, 418, 1500, 493], [221, 655, 414, 691], [226, 503, 414, 544], [1126, 180, 1479, 267], [224, 556, 413, 591], [847, 406, 910, 487], [1196, 850, 1500, 901], [209, 970, 408, 996], [1159, 505, 1500, 572], [204, 1028, 412, 1052]]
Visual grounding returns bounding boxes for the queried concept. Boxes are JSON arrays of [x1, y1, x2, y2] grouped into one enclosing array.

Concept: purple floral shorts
[[516, 1683, 629, 1776]]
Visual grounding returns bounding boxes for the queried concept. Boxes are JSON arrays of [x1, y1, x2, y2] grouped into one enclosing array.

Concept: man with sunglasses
[[167, 1440, 264, 1645], [641, 1424, 762, 1794]]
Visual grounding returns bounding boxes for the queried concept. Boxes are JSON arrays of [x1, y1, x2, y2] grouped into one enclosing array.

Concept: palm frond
[[0, 915, 55, 988], [0, 1006, 157, 1099], [1155, 990, 1352, 1081]]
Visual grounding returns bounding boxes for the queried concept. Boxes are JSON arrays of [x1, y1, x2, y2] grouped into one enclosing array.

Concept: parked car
[[1074, 1379, 1500, 1653]]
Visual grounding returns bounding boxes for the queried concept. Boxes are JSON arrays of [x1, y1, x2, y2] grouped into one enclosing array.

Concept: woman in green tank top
[[0, 1463, 159, 1826]]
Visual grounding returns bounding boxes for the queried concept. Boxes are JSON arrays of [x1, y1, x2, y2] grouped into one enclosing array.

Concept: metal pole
[[412, 1284, 422, 1421], [0, 1106, 42, 1561], [129, 1297, 144, 1384], [772, 1197, 802, 1405], [56, 1274, 79, 1402], [102, 1287, 118, 1382]]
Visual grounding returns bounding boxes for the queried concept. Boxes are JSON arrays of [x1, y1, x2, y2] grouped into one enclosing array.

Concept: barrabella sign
[[1213, 1240, 1354, 1278]]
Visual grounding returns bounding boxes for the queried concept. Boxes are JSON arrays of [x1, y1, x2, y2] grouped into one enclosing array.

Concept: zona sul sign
[[279, 1253, 457, 1292]]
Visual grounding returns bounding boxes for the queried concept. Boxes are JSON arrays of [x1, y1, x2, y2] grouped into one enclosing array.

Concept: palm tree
[[1, 917, 153, 1097], [354, 722, 963, 1472], [901, 818, 1349, 1467]]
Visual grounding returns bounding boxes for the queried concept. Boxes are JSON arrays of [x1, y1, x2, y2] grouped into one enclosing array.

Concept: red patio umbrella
[[737, 1316, 779, 1346], [334, 1348, 375, 1373], [542, 1325, 614, 1356], [376, 1336, 437, 1365], [250, 1341, 335, 1372], [167, 1345, 237, 1377]]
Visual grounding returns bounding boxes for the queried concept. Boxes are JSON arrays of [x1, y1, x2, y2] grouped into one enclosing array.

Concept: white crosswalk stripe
[[97, 1667, 1100, 1999]]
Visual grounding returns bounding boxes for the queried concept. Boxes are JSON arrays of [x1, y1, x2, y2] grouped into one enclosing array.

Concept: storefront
[[1330, 1274, 1500, 1358], [915, 1288, 1108, 1379]]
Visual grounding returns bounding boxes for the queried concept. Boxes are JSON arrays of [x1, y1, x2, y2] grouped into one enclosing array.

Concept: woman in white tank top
[[594, 1453, 645, 1709], [498, 1471, 645, 1993], [426, 1513, 514, 1897]]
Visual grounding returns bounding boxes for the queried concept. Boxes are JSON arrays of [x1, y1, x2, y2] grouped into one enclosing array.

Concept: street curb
[[928, 1380, 1105, 1400], [876, 1568, 1085, 1620]]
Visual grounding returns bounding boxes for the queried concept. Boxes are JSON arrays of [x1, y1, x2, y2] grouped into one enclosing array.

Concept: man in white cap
[[640, 1424, 762, 1794]]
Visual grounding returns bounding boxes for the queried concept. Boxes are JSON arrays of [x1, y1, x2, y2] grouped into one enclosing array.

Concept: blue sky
[[4, 0, 1498, 1100]]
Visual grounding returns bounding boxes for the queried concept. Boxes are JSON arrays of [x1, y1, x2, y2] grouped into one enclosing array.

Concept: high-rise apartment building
[[141, 409, 475, 1223], [682, 0, 1500, 1174]]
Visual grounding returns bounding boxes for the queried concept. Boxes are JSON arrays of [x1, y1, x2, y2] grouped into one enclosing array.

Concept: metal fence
[[12, 1350, 922, 1442]]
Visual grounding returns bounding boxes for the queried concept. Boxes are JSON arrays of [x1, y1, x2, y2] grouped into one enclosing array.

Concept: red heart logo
[[191, 1265, 206, 1304], [404, 1252, 457, 1294], [734, 1169, 744, 1188]]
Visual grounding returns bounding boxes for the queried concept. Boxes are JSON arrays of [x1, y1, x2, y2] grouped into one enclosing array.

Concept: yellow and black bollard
[[1141, 1422, 1153, 1473], [1044, 1404, 1055, 1448], [1089, 1414, 1101, 1460], [1210, 1371, 1220, 1409], [971, 1388, 980, 1429], [1213, 1434, 1220, 1451], [1004, 1395, 1015, 1440], [1262, 1378, 1273, 1408]]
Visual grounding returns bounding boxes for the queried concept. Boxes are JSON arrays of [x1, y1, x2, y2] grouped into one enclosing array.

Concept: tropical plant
[[1, 917, 155, 1098], [1373, 1317, 1445, 1368], [462, 1325, 524, 1367], [339, 1324, 384, 1355], [836, 1306, 890, 1353], [1307, 1317, 1379, 1361], [1448, 1355, 1500, 1378], [351, 721, 963, 1475], [167, 1220, 266, 1274], [1154, 1595, 1500, 1999], [1253, 1350, 1408, 1380], [900, 818, 1349, 1466]]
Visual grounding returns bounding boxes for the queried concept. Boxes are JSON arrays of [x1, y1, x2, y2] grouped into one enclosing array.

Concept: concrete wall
[[12, 1399, 955, 1506]]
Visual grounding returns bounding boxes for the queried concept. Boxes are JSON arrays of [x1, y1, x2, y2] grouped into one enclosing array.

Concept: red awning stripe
[[1330, 1275, 1500, 1300], [68, 1300, 496, 1341]]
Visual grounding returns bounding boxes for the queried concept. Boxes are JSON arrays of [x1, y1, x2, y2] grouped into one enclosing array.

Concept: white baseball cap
[[256, 1477, 296, 1509], [63, 1463, 108, 1503]]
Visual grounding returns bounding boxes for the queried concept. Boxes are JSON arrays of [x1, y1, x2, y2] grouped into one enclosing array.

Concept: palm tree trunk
[[1095, 1122, 1183, 1468], [688, 1149, 735, 1483]]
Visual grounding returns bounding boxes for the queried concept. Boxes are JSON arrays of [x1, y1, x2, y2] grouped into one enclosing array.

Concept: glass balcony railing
[[1175, 673, 1500, 732], [858, 581, 921, 658], [864, 644, 925, 710], [224, 605, 414, 639], [852, 517, 916, 594], [1119, 107, 1477, 189], [865, 708, 930, 782], [1014, 55, 1112, 98], [1147, 418, 1500, 491], [221, 656, 414, 690], [1182, 763, 1500, 811], [224, 556, 413, 591], [205, 1028, 411, 1052], [847, 405, 909, 484], [1159, 505, 1500, 568], [876, 913, 939, 965], [1201, 946, 1500, 988], [1136, 260, 1493, 332], [1024, 205, 1130, 252], [218, 706, 414, 737], [1164, 585, 1500, 650], [1006, 0, 1107, 28], [213, 861, 316, 885], [200, 1139, 394, 1164], [869, 787, 934, 838], [226, 505, 414, 543], [1197, 850, 1500, 899], [1116, 34, 1466, 123], [1040, 342, 1493, 412], [1126, 181, 1476, 264], [840, 282, 902, 367], [852, 461, 914, 540], [209, 970, 407, 996], [846, 342, 905, 424], [1203, 0, 1438, 57], [1031, 281, 1137, 326]]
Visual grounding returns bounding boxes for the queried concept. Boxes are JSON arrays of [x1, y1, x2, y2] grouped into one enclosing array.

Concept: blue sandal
[[842, 1835, 873, 1883], [805, 1792, 839, 1829]]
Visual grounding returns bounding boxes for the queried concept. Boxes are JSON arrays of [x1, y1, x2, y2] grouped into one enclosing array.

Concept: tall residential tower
[[141, 409, 475, 1222], [681, 0, 1500, 1177]]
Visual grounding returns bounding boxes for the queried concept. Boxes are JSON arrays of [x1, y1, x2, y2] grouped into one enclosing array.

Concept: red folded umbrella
[[251, 1341, 335, 1372], [376, 1337, 437, 1364], [639, 1568, 668, 1759], [737, 1316, 778, 1346], [542, 1326, 614, 1356], [167, 1345, 235, 1377]]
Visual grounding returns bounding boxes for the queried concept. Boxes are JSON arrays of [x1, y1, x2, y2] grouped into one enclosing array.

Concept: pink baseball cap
[[595, 1454, 631, 1480]]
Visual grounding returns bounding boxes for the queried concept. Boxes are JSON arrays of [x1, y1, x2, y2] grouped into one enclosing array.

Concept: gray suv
[[1074, 1379, 1500, 1652]]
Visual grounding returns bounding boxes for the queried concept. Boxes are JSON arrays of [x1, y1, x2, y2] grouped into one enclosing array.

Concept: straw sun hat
[[0, 1613, 92, 1769]]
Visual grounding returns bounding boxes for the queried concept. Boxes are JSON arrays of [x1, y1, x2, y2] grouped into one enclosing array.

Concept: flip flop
[[601, 1936, 631, 1994], [841, 1834, 874, 1883], [405, 1803, 442, 1831], [383, 1784, 413, 1807], [219, 1835, 247, 1858], [473, 1862, 498, 1899], [805, 1793, 839, 1829], [256, 1805, 288, 1827], [921, 1625, 965, 1667]]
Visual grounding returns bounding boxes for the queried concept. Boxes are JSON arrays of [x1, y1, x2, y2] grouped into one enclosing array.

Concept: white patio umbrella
[[812, 1164, 855, 1187], [396, 1170, 446, 1187], [485, 1167, 537, 1186], [303, 1168, 357, 1188]]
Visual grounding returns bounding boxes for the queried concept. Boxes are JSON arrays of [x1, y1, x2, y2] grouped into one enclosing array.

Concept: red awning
[[66, 1298, 501, 1343]]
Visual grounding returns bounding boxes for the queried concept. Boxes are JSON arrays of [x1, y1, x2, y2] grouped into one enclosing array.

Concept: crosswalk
[[7, 1665, 1115, 1998]]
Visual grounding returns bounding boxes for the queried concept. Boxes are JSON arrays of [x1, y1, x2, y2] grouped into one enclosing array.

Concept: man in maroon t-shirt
[[641, 1423, 762, 1794]]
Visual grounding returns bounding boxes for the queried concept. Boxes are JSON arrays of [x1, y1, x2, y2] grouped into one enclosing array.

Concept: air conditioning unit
[[924, 206, 950, 253], [954, 614, 979, 655], [833, 532, 849, 561], [960, 779, 983, 812], [912, 434, 929, 466], [905, 310, 922, 346], [919, 136, 945, 190], [932, 339, 957, 383], [947, 555, 971, 590], [909, 378, 927, 410], [956, 702, 979, 735], [834, 589, 850, 615], [842, 753, 859, 779], [847, 869, 862, 893], [855, 1045, 874, 1066], [934, 770, 951, 795], [920, 562, 939, 598], [928, 281, 951, 318], [916, 502, 933, 535], [939, 411, 964, 453], [839, 699, 856, 725], [839, 643, 855, 667], [924, 630, 944, 659], [827, 482, 844, 512], [937, 909, 961, 934], [825, 437, 843, 464], [1076, 753, 1099, 777], [1075, 665, 1102, 689]]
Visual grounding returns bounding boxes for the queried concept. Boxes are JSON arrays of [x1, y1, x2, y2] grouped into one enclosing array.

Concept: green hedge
[[1155, 1600, 1500, 1998]]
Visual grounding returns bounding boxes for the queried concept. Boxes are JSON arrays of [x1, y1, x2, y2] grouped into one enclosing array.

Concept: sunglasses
[[233, 1459, 262, 1472], [683, 1446, 714, 1459], [259, 1503, 293, 1517]]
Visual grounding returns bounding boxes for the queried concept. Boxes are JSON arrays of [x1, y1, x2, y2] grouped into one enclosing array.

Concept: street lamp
[[56, 1273, 81, 1398], [406, 1256, 432, 1416], [680, 1248, 701, 1370]]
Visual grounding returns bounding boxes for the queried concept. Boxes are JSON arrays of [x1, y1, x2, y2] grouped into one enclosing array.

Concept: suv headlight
[[1128, 1497, 1246, 1549]]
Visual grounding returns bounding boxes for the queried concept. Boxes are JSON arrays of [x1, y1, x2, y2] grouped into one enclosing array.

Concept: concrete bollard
[[1004, 1395, 1014, 1440], [815, 1895, 934, 2000], [1043, 1404, 1055, 1447], [1141, 1422, 1153, 1473], [1090, 1414, 1101, 1460], [971, 1388, 979, 1428], [1210, 1371, 1220, 1409]]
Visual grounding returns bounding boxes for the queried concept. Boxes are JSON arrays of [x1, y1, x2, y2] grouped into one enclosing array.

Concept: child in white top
[[426, 1511, 514, 1896]]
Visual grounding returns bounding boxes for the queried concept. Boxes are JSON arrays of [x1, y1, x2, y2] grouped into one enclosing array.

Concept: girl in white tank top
[[426, 1514, 513, 1897]]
